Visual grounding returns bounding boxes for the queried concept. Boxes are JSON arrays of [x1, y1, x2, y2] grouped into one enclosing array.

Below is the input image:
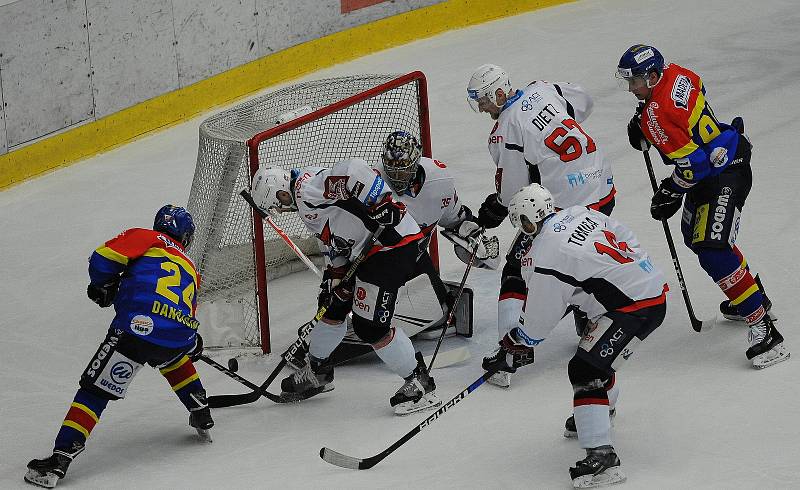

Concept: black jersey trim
[[534, 266, 635, 311], [553, 84, 575, 119]]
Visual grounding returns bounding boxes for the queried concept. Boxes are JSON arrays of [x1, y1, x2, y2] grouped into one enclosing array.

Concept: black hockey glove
[[650, 178, 684, 220], [481, 327, 535, 373], [627, 103, 650, 151], [477, 193, 509, 229], [368, 195, 406, 227], [318, 264, 354, 309], [87, 278, 120, 308], [186, 333, 204, 362]]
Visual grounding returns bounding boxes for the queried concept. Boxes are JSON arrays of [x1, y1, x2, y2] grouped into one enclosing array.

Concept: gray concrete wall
[[0, 0, 443, 154]]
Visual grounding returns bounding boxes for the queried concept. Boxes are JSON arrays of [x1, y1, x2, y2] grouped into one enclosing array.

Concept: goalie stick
[[320, 369, 498, 470], [640, 144, 713, 332]]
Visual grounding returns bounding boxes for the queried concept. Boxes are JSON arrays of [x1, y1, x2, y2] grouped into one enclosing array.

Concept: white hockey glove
[[440, 227, 500, 270]]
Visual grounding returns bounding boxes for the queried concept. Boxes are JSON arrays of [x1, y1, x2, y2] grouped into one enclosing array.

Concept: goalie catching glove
[[440, 222, 500, 270]]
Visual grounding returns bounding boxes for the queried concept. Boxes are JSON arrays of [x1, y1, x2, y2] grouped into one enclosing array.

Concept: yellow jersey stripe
[[731, 284, 759, 306], [62, 420, 90, 439], [71, 402, 99, 422], [159, 355, 190, 375], [96, 246, 129, 265], [171, 373, 200, 392]]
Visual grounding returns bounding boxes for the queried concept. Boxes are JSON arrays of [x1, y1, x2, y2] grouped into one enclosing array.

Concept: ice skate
[[746, 316, 789, 369], [720, 275, 773, 322], [569, 446, 626, 488], [24, 442, 84, 488], [279, 355, 334, 402], [564, 408, 616, 438], [390, 353, 441, 415], [188, 390, 214, 442]]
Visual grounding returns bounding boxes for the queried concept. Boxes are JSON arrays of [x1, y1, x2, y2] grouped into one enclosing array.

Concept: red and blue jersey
[[89, 228, 200, 348], [640, 63, 739, 191]]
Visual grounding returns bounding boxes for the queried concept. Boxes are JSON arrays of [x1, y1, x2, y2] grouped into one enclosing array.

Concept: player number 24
[[544, 118, 596, 163], [155, 262, 195, 311]]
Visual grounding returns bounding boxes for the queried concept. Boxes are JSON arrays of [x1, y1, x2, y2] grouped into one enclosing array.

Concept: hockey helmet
[[508, 184, 555, 235], [466, 64, 512, 113], [617, 44, 664, 82], [250, 166, 297, 216], [381, 131, 422, 193], [154, 205, 195, 248]]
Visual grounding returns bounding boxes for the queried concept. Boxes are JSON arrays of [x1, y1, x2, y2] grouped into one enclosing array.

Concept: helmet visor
[[467, 88, 486, 113]]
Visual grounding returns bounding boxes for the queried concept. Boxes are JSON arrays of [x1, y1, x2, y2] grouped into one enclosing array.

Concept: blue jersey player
[[25, 205, 211, 489]]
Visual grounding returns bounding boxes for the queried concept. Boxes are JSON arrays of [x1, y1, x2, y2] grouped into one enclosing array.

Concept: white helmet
[[250, 166, 296, 216], [508, 184, 555, 235], [466, 64, 512, 112]]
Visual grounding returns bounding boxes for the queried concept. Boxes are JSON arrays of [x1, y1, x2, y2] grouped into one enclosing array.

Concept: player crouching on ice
[[25, 206, 210, 489], [482, 184, 669, 488], [250, 158, 441, 415]]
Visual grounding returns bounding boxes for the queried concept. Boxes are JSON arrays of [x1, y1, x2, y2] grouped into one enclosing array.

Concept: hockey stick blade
[[320, 370, 496, 470], [200, 355, 284, 407], [423, 346, 470, 369]]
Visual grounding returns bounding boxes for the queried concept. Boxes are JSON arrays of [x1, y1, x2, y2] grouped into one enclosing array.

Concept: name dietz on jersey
[[531, 103, 561, 132], [567, 216, 600, 246]]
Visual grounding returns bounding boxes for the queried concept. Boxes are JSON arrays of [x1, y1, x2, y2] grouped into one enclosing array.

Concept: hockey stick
[[641, 144, 711, 332], [208, 223, 386, 408], [240, 189, 321, 276], [198, 354, 284, 403], [320, 369, 498, 469], [426, 229, 485, 372]]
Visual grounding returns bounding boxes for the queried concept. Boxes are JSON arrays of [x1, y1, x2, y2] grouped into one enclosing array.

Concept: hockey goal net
[[186, 72, 432, 353]]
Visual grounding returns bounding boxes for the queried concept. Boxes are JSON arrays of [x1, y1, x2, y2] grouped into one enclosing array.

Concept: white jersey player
[[483, 184, 668, 489], [250, 158, 441, 415], [466, 64, 616, 387]]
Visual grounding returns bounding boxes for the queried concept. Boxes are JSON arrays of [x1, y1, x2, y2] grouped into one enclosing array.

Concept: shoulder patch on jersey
[[323, 175, 350, 200], [671, 75, 693, 110]]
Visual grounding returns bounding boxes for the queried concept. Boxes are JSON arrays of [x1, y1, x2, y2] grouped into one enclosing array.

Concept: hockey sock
[[159, 355, 204, 411], [497, 297, 524, 339], [698, 248, 764, 323], [308, 320, 347, 360], [373, 327, 417, 378], [54, 388, 109, 451], [605, 374, 619, 410], [574, 385, 612, 450]]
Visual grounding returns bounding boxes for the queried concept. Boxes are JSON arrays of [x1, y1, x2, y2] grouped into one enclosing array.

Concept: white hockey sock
[[606, 375, 619, 411], [498, 298, 524, 339], [373, 327, 417, 378], [575, 403, 613, 449], [308, 320, 347, 360]]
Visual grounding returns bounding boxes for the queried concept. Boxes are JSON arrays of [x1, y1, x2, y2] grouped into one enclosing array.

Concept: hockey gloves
[[482, 327, 536, 374], [627, 103, 650, 151], [186, 333, 204, 362], [477, 193, 508, 229], [650, 177, 684, 220], [318, 265, 354, 320], [368, 195, 406, 228], [87, 278, 120, 308]]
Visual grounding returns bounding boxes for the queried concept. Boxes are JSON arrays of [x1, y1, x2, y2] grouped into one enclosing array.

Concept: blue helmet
[[617, 44, 664, 79], [154, 205, 195, 248]]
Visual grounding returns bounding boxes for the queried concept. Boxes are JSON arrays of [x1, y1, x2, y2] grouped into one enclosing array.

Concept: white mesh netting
[[186, 73, 428, 351]]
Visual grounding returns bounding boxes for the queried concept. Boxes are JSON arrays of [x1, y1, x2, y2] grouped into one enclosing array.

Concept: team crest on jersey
[[316, 220, 355, 260], [323, 175, 350, 200], [671, 75, 693, 110]]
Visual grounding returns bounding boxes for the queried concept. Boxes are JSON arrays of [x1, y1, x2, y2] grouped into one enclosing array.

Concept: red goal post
[[188, 71, 435, 354]]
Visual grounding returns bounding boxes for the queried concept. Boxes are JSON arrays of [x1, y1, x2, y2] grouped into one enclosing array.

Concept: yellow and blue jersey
[[89, 228, 200, 348]]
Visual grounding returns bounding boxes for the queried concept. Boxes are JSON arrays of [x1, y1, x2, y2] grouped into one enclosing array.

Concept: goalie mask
[[466, 64, 512, 113], [508, 183, 555, 236], [251, 166, 297, 216], [382, 131, 422, 193]]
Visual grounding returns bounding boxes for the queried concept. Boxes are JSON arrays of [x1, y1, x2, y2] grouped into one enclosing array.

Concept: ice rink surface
[[1, 0, 799, 488]]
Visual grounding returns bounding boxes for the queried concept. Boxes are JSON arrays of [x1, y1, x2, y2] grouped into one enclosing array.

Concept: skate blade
[[24, 469, 59, 488], [572, 467, 626, 488], [195, 428, 213, 443], [394, 393, 442, 416], [752, 344, 789, 369], [278, 384, 333, 403], [487, 371, 511, 388]]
